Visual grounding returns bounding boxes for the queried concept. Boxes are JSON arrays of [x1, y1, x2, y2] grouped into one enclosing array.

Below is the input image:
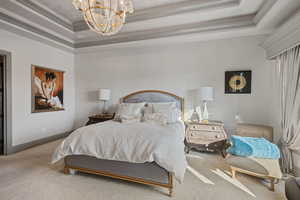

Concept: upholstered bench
[[226, 123, 281, 191], [236, 123, 274, 142], [226, 155, 282, 191], [285, 177, 300, 200]]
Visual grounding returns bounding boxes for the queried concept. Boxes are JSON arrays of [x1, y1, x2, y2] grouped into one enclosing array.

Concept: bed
[[52, 90, 186, 196]]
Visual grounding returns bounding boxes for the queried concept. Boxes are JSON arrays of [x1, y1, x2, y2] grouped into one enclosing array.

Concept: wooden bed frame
[[64, 164, 174, 196], [64, 90, 184, 196]]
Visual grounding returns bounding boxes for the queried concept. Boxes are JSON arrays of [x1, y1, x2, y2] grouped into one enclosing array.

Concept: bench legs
[[168, 172, 174, 197], [230, 166, 276, 192], [269, 178, 275, 192], [64, 166, 70, 174], [231, 168, 236, 179]]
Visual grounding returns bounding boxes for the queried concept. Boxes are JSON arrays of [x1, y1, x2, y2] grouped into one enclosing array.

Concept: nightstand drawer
[[189, 124, 222, 132], [188, 131, 225, 141]]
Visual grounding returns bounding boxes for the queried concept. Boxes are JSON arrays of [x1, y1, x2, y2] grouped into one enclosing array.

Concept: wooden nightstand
[[184, 121, 228, 157], [86, 114, 115, 126]]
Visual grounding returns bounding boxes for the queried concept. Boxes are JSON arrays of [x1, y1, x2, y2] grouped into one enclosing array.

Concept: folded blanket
[[227, 135, 280, 159]]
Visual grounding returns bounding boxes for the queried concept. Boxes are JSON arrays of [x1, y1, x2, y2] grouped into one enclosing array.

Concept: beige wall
[[75, 35, 275, 135], [0, 29, 75, 146]]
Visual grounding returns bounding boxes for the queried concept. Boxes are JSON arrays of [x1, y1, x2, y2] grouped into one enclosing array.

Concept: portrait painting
[[32, 65, 64, 113]]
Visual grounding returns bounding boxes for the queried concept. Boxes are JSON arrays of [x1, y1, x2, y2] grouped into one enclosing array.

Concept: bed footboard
[[64, 155, 174, 196]]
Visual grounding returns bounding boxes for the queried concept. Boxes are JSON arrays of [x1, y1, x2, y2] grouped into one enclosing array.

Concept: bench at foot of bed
[[63, 155, 174, 197]]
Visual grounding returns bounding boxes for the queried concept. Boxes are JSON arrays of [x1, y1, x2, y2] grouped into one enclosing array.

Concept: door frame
[[0, 50, 12, 155]]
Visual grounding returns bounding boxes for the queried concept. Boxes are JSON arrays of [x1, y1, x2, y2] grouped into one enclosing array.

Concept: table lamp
[[200, 87, 214, 123], [98, 89, 111, 114]]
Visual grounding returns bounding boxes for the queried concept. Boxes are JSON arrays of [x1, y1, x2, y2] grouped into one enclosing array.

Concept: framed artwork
[[32, 65, 64, 113], [225, 70, 252, 94]]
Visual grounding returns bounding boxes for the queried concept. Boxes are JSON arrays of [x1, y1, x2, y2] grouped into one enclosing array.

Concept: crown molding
[[13, 0, 74, 32], [73, 0, 240, 32], [261, 10, 300, 59], [0, 0, 288, 51], [0, 12, 74, 49], [253, 0, 278, 24], [75, 14, 255, 48]]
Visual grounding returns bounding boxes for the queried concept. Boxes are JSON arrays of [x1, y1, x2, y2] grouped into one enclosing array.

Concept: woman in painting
[[34, 72, 62, 110]]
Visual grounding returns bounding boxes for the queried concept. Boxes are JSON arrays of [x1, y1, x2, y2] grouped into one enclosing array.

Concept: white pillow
[[164, 107, 181, 123], [149, 102, 181, 124], [144, 112, 168, 126], [120, 118, 141, 124], [115, 102, 146, 122], [142, 105, 153, 121], [150, 102, 177, 113]]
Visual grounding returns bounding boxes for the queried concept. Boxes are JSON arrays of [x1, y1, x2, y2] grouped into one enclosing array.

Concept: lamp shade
[[98, 89, 111, 101], [200, 87, 214, 101]]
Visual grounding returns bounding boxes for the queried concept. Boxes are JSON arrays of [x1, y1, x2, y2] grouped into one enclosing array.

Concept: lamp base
[[202, 101, 209, 121], [99, 100, 109, 114], [201, 119, 209, 124]]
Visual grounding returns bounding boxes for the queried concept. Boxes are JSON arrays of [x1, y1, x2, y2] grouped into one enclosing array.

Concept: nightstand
[[184, 121, 228, 157], [86, 114, 115, 126]]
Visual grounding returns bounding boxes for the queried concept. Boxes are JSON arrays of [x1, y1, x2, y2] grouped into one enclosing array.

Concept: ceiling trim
[[253, 0, 278, 24], [0, 12, 74, 48], [0, 0, 286, 51], [13, 0, 74, 32], [73, 0, 241, 32], [261, 10, 300, 59], [75, 14, 255, 48]]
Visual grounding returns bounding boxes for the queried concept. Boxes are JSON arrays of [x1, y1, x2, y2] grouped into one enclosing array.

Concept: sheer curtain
[[276, 45, 300, 174]]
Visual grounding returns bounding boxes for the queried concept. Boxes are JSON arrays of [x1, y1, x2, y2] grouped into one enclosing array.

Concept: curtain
[[276, 45, 300, 174]]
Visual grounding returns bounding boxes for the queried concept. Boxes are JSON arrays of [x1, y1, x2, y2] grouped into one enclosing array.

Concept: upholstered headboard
[[121, 90, 184, 114]]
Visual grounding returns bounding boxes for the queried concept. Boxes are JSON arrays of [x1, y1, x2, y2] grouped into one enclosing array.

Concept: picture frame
[[31, 65, 65, 113], [225, 70, 252, 94]]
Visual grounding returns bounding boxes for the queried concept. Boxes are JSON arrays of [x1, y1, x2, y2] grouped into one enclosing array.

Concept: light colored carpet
[[0, 140, 287, 200]]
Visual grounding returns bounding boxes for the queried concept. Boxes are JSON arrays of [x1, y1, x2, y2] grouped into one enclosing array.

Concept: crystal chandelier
[[73, 0, 134, 36]]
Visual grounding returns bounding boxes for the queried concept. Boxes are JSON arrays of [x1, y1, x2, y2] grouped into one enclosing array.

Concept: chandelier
[[72, 0, 134, 36]]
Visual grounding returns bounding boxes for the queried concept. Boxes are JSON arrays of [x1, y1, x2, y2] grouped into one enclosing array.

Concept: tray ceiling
[[0, 0, 299, 52], [36, 0, 190, 23]]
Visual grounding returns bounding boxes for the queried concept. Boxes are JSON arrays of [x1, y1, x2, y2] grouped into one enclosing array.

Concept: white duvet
[[52, 120, 187, 182]]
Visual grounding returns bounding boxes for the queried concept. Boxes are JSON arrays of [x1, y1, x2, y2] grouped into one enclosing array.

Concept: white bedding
[[52, 120, 187, 182]]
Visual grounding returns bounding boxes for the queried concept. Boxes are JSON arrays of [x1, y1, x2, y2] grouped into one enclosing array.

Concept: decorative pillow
[[150, 102, 177, 113], [165, 107, 181, 123], [114, 102, 146, 122], [142, 105, 153, 121], [120, 118, 141, 124], [144, 112, 168, 126], [149, 102, 181, 124]]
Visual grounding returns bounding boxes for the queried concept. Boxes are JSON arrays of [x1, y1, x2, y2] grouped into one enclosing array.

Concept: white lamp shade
[[200, 87, 214, 101], [98, 89, 111, 101]]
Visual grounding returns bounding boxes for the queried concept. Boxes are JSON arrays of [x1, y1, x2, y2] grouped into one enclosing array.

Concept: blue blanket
[[227, 135, 280, 159]]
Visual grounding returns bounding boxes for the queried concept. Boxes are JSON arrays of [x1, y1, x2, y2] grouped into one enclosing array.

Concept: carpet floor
[[0, 140, 287, 200]]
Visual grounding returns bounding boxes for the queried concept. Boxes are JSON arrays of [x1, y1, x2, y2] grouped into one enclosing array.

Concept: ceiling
[[0, 0, 300, 52]]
